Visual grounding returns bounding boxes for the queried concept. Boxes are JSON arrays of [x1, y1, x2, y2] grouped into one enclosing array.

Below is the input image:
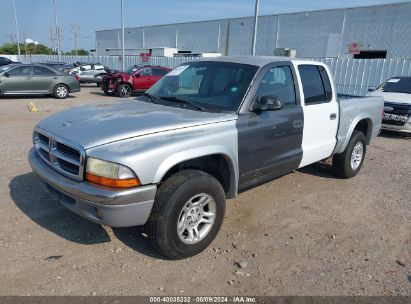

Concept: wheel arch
[[54, 82, 70, 93], [338, 116, 373, 153], [153, 146, 239, 198]]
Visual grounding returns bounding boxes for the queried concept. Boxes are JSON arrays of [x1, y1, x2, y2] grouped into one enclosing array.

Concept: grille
[[383, 102, 411, 126], [33, 131, 84, 180]]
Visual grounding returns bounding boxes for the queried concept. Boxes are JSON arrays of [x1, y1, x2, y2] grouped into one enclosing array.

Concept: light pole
[[251, 0, 260, 56], [120, 0, 125, 71], [12, 0, 21, 60], [53, 0, 61, 61]]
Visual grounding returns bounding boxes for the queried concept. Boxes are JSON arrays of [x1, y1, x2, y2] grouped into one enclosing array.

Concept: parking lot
[[0, 86, 409, 296]]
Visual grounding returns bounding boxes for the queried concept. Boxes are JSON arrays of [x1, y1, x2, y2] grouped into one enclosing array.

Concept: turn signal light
[[86, 172, 140, 188]]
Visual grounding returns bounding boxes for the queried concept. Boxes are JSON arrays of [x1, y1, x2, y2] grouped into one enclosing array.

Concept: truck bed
[[334, 94, 384, 154]]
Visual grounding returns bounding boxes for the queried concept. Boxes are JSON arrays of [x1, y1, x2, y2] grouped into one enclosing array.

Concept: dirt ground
[[0, 86, 410, 296]]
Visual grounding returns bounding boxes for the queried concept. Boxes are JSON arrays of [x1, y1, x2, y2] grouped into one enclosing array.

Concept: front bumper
[[381, 121, 411, 134], [28, 148, 156, 227]]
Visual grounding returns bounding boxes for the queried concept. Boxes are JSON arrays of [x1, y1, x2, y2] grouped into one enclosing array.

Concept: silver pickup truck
[[29, 56, 383, 259]]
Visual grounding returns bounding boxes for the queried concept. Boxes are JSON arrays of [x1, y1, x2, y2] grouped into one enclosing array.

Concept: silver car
[[0, 64, 80, 99], [70, 63, 110, 86], [368, 76, 411, 134]]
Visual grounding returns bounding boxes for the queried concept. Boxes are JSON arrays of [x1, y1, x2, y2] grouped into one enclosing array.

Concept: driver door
[[1, 65, 32, 94], [236, 64, 304, 190], [133, 67, 152, 91]]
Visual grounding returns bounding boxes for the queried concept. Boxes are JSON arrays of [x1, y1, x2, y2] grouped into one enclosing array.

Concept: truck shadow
[[378, 130, 411, 140], [9, 172, 164, 258], [297, 162, 341, 179], [9, 173, 110, 245], [111, 228, 165, 259]]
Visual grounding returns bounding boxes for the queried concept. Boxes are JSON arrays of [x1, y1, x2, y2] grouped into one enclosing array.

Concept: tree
[[65, 49, 89, 56], [0, 43, 54, 55]]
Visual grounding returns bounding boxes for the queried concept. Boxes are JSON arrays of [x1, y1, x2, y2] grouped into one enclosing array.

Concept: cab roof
[[198, 55, 321, 67]]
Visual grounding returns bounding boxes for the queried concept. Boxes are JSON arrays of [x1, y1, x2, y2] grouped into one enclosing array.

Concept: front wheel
[[53, 84, 69, 99], [333, 130, 366, 178], [145, 170, 226, 260], [116, 83, 132, 97]]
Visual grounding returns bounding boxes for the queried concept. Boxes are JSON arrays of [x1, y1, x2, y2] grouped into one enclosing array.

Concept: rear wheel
[[117, 83, 132, 97], [333, 130, 366, 178], [145, 170, 226, 260], [53, 84, 68, 99]]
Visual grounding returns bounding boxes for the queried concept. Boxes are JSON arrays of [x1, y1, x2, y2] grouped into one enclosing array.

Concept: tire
[[103, 89, 112, 96], [53, 84, 69, 99], [145, 170, 226, 260], [333, 130, 366, 178], [116, 83, 132, 97]]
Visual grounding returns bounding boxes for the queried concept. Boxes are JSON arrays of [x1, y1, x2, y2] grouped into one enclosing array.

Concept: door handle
[[293, 120, 303, 129], [330, 113, 337, 120]]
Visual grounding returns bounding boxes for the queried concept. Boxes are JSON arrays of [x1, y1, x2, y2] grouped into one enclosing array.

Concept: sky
[[0, 0, 405, 52]]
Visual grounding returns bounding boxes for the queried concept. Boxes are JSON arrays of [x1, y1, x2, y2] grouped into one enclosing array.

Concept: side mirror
[[251, 95, 283, 112], [134, 71, 142, 77], [367, 86, 376, 92], [3, 72, 10, 78]]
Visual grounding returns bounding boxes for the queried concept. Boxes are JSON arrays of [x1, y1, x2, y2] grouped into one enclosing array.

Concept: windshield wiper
[[159, 96, 207, 111]]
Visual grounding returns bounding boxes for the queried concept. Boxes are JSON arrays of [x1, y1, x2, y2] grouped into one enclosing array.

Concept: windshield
[[146, 61, 258, 112], [377, 77, 411, 94]]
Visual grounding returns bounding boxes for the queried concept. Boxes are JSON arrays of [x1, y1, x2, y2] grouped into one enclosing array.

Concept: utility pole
[[71, 20, 80, 55], [121, 0, 125, 71], [12, 0, 21, 59], [251, 0, 260, 56], [53, 0, 61, 61], [49, 27, 55, 52]]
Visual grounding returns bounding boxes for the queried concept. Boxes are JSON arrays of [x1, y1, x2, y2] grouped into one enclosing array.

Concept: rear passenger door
[[297, 64, 339, 167], [32, 66, 57, 93], [151, 67, 169, 84], [237, 64, 304, 189]]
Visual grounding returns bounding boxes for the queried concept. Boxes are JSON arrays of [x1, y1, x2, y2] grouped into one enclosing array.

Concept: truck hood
[[37, 100, 237, 149], [369, 91, 411, 105]]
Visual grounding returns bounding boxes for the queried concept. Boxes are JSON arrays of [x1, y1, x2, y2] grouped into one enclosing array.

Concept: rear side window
[[8, 66, 30, 76], [298, 65, 332, 104], [140, 68, 152, 76], [152, 68, 168, 76], [33, 66, 56, 76]]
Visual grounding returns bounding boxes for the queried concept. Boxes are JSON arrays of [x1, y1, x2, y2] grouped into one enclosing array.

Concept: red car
[[102, 65, 171, 97]]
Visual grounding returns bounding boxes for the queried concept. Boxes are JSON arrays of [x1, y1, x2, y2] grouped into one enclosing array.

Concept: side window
[[256, 66, 296, 106], [8, 66, 31, 76], [319, 66, 332, 101], [152, 68, 168, 76], [298, 65, 332, 104], [140, 68, 152, 76], [33, 66, 56, 76]]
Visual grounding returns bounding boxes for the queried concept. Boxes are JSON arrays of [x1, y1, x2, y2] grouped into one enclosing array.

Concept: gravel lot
[[0, 86, 410, 296]]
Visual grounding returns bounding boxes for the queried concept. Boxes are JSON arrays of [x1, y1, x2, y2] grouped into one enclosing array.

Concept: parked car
[[39, 62, 73, 74], [368, 76, 411, 134], [29, 56, 383, 259], [69, 63, 111, 86], [101, 65, 171, 97], [0, 56, 19, 66], [0, 64, 80, 99]]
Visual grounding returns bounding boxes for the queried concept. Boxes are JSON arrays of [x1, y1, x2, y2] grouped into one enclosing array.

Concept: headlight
[[85, 158, 140, 188]]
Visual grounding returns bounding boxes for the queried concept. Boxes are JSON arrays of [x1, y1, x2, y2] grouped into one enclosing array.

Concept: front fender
[[153, 145, 239, 197]]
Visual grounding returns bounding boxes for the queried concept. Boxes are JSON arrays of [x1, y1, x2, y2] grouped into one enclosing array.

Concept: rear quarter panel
[[334, 95, 384, 153]]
